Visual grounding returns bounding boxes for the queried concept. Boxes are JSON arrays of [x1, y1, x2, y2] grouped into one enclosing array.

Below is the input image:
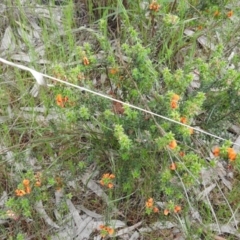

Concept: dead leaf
[[0, 26, 15, 53], [35, 200, 60, 229], [184, 29, 216, 51], [197, 183, 216, 200], [0, 191, 7, 206], [129, 231, 140, 240], [139, 221, 175, 233], [115, 221, 142, 237], [208, 222, 240, 238], [233, 135, 240, 153]]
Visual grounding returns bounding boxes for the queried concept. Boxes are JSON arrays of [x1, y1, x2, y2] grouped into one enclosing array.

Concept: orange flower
[[149, 1, 160, 12], [56, 94, 68, 108], [106, 226, 114, 235], [15, 189, 26, 197], [25, 186, 31, 194], [103, 173, 110, 178], [153, 207, 159, 213], [109, 174, 115, 179], [83, 56, 90, 65], [146, 198, 159, 214], [227, 10, 233, 18], [227, 148, 237, 161], [168, 140, 177, 149], [179, 151, 185, 157], [99, 225, 114, 237], [197, 25, 203, 30], [56, 94, 64, 107], [212, 147, 220, 157], [213, 10, 220, 17], [171, 100, 178, 109], [172, 94, 180, 101], [180, 117, 187, 124], [170, 162, 177, 170], [148, 198, 153, 203], [189, 128, 194, 135], [34, 172, 42, 187], [35, 181, 41, 187], [109, 68, 118, 75], [99, 225, 105, 230], [170, 94, 180, 109], [146, 201, 153, 208], [174, 205, 181, 213], [146, 198, 154, 208], [100, 173, 115, 188], [164, 209, 169, 215], [22, 179, 30, 186]]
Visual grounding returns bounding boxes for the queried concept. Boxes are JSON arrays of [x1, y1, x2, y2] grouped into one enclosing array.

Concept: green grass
[[0, 0, 240, 239]]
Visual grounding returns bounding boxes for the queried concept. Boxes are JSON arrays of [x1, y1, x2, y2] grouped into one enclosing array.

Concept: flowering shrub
[[1, 0, 240, 239], [99, 225, 114, 237], [100, 173, 115, 189], [145, 198, 159, 215]]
